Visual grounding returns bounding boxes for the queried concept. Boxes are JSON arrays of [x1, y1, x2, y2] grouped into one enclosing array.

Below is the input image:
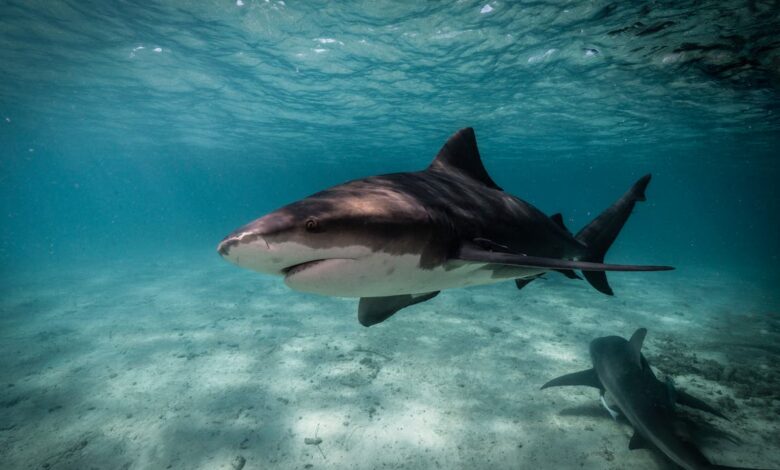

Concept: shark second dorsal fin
[[428, 128, 502, 190], [550, 213, 572, 234], [628, 328, 648, 369]]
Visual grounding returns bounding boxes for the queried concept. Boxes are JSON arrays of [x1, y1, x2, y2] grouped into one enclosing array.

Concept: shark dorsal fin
[[550, 213, 575, 240], [428, 128, 502, 190], [629, 328, 648, 368]]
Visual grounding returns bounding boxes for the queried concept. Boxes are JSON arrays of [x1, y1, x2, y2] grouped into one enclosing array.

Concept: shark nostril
[[217, 239, 234, 257]]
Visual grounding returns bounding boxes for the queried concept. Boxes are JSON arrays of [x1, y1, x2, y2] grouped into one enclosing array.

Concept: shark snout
[[217, 228, 302, 276], [216, 238, 232, 257], [216, 234, 248, 258], [217, 231, 270, 264]]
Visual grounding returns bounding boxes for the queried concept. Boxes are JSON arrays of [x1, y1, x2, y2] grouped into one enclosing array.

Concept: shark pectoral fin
[[456, 244, 674, 272], [628, 328, 648, 369], [541, 368, 602, 390], [628, 431, 652, 450], [358, 292, 439, 327], [675, 388, 729, 420]]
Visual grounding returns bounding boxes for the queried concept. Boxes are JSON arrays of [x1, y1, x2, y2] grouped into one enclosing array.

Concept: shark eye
[[305, 218, 321, 232]]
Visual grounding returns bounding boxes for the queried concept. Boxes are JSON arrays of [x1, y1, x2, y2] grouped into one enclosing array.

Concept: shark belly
[[284, 251, 544, 297]]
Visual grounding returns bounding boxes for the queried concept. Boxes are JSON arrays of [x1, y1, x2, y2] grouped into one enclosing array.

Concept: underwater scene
[[1, 1, 779, 469]]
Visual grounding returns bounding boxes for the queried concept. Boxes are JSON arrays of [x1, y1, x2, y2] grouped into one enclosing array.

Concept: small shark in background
[[218, 128, 672, 326], [542, 328, 773, 470]]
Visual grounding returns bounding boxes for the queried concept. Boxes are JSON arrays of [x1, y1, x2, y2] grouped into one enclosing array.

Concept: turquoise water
[[1, 1, 779, 469]]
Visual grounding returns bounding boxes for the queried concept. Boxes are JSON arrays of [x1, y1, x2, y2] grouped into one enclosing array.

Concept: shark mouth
[[282, 259, 330, 277], [282, 258, 358, 279]]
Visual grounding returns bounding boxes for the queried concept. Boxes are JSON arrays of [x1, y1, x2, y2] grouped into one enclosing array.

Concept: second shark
[[542, 328, 772, 470]]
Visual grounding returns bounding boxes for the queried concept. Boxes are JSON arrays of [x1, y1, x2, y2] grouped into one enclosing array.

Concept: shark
[[217, 128, 673, 326], [542, 328, 771, 470]]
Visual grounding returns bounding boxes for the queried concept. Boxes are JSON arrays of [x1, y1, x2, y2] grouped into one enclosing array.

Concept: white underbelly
[[283, 252, 544, 297]]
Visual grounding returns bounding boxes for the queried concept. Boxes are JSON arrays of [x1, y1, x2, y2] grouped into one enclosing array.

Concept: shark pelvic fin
[[428, 128, 502, 190], [541, 368, 602, 391], [358, 292, 439, 327], [629, 328, 648, 369]]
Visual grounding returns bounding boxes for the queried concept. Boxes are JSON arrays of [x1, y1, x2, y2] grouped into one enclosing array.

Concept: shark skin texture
[[218, 128, 672, 326]]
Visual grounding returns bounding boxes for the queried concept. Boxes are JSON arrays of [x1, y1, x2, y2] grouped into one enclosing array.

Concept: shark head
[[589, 328, 649, 376], [216, 128, 506, 299], [216, 178, 441, 297], [216, 197, 354, 277], [588, 335, 626, 360]]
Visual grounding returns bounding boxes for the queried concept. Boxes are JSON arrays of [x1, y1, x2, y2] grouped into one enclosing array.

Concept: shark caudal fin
[[575, 174, 653, 295]]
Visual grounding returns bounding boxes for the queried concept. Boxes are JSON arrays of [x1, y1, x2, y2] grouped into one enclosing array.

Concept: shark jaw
[[281, 258, 358, 283], [218, 236, 369, 279], [281, 259, 331, 277]]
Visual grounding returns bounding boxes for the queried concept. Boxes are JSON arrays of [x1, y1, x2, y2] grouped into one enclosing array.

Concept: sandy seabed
[[1, 255, 778, 470]]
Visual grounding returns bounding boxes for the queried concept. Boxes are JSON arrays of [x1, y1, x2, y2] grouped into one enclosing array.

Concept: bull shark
[[542, 328, 771, 470], [217, 128, 672, 326]]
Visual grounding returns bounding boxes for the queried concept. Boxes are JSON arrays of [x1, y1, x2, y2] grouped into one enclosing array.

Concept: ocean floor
[[0, 254, 778, 470]]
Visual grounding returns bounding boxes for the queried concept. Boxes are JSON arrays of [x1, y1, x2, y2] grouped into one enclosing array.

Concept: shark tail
[[575, 174, 652, 295]]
